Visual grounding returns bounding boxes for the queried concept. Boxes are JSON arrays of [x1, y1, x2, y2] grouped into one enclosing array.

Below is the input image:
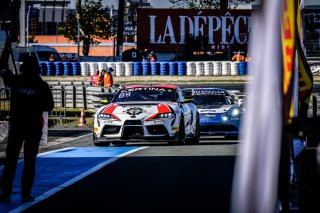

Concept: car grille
[[102, 125, 121, 135], [123, 120, 144, 138], [200, 125, 238, 132], [124, 120, 142, 125], [146, 125, 168, 135], [123, 126, 144, 138]]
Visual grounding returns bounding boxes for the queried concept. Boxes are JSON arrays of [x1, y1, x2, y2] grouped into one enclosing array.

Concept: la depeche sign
[[137, 9, 252, 53]]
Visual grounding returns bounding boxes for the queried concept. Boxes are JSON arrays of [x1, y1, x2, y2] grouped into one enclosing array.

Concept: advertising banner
[[137, 9, 251, 53]]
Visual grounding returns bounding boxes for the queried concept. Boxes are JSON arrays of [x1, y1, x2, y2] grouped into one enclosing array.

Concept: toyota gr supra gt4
[[93, 84, 200, 146], [184, 88, 243, 139]]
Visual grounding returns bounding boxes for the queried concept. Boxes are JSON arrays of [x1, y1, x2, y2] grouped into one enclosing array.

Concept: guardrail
[[48, 81, 119, 112]]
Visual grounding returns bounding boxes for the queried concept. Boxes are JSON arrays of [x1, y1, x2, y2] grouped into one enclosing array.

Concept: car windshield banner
[[137, 9, 251, 53]]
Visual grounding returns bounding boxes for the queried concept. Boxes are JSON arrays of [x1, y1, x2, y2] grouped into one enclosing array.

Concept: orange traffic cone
[[78, 109, 87, 126]]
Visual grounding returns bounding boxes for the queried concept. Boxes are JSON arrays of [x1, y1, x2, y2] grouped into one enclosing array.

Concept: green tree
[[168, 0, 255, 10], [57, 0, 112, 56]]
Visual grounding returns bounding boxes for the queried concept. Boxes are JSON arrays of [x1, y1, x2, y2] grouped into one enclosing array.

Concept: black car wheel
[[168, 117, 185, 145], [186, 114, 200, 145]]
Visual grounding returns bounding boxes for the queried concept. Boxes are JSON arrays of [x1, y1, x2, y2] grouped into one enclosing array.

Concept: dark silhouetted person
[[69, 53, 78, 62], [0, 43, 54, 202]]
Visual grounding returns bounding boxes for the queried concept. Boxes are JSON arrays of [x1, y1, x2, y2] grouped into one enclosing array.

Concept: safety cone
[[78, 109, 87, 126]]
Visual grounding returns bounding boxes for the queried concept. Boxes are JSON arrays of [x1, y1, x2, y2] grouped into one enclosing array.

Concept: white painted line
[[9, 146, 148, 213]]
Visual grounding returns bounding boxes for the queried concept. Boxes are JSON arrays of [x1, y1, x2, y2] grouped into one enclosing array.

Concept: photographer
[[0, 40, 54, 202]]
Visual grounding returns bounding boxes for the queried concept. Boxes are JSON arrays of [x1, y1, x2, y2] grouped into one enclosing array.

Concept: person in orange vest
[[231, 50, 245, 62], [97, 69, 106, 86], [104, 67, 114, 88], [90, 69, 100, 86]]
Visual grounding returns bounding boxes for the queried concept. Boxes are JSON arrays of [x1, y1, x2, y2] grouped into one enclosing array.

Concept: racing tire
[[177, 118, 186, 145], [111, 142, 127, 146], [168, 118, 185, 145], [186, 114, 200, 145]]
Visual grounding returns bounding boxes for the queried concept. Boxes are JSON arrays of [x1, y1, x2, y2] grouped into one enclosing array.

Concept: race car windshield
[[193, 95, 227, 105], [113, 87, 176, 102]]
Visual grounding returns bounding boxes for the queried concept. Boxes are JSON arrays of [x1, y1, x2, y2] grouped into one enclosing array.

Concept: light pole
[[76, 0, 81, 60], [19, 0, 26, 47]]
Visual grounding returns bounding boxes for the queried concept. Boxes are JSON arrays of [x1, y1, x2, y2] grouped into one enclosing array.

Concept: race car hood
[[197, 105, 233, 114], [100, 101, 178, 120]]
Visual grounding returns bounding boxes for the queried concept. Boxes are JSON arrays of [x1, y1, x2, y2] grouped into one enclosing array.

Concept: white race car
[[93, 84, 199, 146]]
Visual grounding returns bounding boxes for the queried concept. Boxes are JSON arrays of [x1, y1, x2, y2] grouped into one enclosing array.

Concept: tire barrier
[[231, 61, 239, 75], [186, 62, 196, 76], [195, 61, 204, 76], [151, 62, 160, 75], [178, 62, 186, 76], [238, 62, 247, 75], [124, 62, 133, 76], [55, 62, 64, 76], [63, 62, 72, 76], [115, 62, 125, 77], [72, 62, 81, 76], [213, 61, 222, 76], [97, 62, 107, 72], [133, 62, 142, 76], [222, 61, 231, 75], [169, 62, 178, 75], [160, 62, 169, 76], [142, 62, 151, 76], [46, 62, 56, 76], [88, 62, 98, 76], [38, 61, 248, 76], [204, 61, 213, 76], [80, 62, 89, 76]]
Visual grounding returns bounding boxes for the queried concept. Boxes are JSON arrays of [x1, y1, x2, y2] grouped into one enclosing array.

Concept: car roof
[[124, 84, 178, 89]]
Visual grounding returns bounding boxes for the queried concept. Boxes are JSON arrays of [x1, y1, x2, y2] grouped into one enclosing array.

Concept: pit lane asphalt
[[0, 126, 93, 161]]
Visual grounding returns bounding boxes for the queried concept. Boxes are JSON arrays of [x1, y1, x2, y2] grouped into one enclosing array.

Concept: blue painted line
[[0, 146, 146, 213]]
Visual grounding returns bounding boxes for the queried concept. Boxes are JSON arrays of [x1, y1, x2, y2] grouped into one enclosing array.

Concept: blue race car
[[185, 88, 242, 139]]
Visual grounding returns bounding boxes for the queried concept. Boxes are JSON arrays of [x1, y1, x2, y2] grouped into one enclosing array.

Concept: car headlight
[[222, 115, 228, 121], [155, 112, 175, 119], [231, 108, 240, 116], [98, 113, 112, 119]]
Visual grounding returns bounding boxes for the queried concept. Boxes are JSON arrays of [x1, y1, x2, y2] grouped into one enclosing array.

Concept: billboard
[[137, 9, 252, 53], [302, 8, 320, 57]]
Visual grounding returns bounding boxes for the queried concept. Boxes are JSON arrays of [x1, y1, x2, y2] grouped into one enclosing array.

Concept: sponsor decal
[[193, 90, 226, 96], [126, 107, 144, 115]]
